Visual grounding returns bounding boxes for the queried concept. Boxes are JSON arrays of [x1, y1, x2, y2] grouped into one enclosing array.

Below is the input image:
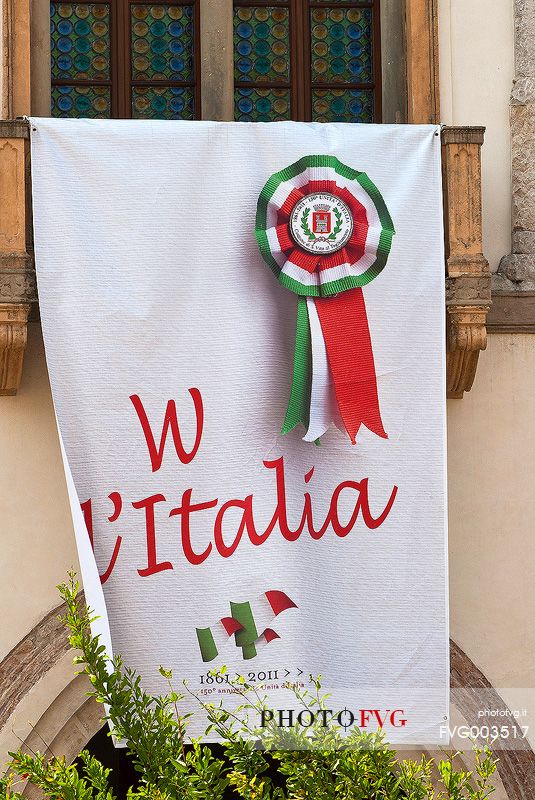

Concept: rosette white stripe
[[303, 298, 339, 442], [281, 260, 319, 286], [265, 226, 288, 268], [265, 169, 313, 228], [280, 257, 368, 287], [307, 166, 334, 183]]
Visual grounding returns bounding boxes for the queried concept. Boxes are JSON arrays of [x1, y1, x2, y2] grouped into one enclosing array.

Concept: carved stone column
[[405, 0, 440, 124], [0, 119, 37, 395], [442, 127, 491, 399], [494, 0, 535, 290], [1, 0, 32, 119]]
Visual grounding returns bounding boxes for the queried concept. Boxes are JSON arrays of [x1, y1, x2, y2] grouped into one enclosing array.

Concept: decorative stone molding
[[442, 127, 491, 399], [0, 263, 37, 303], [488, 292, 535, 332], [494, 0, 535, 301], [0, 303, 30, 394], [0, 119, 36, 395]]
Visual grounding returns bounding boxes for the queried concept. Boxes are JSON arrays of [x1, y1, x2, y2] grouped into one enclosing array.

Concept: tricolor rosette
[[255, 154, 394, 297], [255, 155, 395, 444]]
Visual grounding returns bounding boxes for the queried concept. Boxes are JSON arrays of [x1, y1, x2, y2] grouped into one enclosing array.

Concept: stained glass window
[[233, 2, 292, 121], [132, 86, 195, 119], [312, 87, 373, 123], [235, 87, 290, 121], [51, 1, 379, 121], [50, 2, 111, 117], [51, 84, 111, 117], [310, 4, 375, 121], [50, 0, 198, 119], [233, 0, 379, 123]]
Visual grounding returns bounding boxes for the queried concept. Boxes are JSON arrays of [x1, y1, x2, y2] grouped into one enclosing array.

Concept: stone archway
[[20, 675, 104, 800], [1, 602, 534, 799]]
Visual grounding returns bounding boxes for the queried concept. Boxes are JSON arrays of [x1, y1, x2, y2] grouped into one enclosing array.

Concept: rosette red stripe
[[345, 243, 366, 264], [348, 224, 367, 249], [336, 187, 367, 220], [275, 224, 295, 252], [302, 179, 338, 195], [338, 189, 368, 231], [346, 223, 368, 262], [314, 289, 387, 444], [289, 249, 321, 272], [278, 188, 305, 221], [318, 247, 350, 272]]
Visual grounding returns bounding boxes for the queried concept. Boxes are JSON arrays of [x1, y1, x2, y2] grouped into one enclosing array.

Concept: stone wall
[[495, 0, 535, 289]]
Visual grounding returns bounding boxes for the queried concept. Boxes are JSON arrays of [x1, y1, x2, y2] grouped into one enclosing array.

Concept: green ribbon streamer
[[281, 297, 312, 435]]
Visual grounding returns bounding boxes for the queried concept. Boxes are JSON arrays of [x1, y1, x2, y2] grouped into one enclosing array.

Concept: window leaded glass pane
[[310, 6, 373, 85], [311, 87, 373, 122], [234, 6, 290, 83], [51, 2, 111, 81], [234, 87, 290, 121], [51, 84, 111, 117], [131, 5, 194, 81], [132, 86, 195, 118]]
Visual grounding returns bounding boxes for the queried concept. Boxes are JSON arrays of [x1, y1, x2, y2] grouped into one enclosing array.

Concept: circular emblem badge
[[289, 192, 354, 255]]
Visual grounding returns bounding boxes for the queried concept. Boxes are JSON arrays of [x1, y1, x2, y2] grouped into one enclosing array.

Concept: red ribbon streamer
[[314, 288, 387, 445]]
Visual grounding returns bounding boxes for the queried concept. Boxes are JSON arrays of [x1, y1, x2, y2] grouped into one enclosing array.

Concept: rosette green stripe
[[356, 171, 395, 240], [255, 213, 280, 276], [281, 296, 312, 434]]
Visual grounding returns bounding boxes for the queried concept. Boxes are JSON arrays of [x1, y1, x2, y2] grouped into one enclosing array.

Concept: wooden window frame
[[404, 0, 439, 124], [232, 0, 382, 123], [233, 0, 295, 118], [6, 0, 423, 122], [118, 0, 202, 119], [303, 0, 382, 123], [48, 0, 202, 119]]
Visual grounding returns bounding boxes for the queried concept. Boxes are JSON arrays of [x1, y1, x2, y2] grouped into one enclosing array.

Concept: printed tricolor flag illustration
[[255, 155, 395, 444], [196, 590, 297, 662]]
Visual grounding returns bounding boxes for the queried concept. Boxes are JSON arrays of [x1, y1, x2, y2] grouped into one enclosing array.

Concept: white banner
[[30, 118, 448, 745]]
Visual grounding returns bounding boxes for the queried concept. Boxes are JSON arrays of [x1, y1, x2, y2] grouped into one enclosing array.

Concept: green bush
[[2, 574, 497, 800]]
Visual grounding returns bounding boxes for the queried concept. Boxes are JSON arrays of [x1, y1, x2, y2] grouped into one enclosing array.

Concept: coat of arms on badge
[[312, 206, 332, 234]]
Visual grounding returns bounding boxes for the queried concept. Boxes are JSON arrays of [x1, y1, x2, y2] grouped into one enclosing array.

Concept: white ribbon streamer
[[303, 297, 340, 441]]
